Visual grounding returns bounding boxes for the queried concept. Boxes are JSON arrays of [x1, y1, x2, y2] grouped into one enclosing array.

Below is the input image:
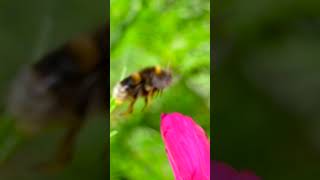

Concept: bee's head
[[152, 66, 172, 89]]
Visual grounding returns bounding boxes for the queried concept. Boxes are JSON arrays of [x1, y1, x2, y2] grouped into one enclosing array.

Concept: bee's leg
[[36, 120, 84, 173], [142, 96, 148, 111], [121, 98, 136, 115], [36, 87, 92, 173], [142, 91, 153, 111], [56, 121, 83, 164], [153, 89, 161, 97]]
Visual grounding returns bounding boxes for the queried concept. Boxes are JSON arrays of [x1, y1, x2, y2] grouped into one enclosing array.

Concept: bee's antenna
[[120, 66, 127, 80], [166, 60, 171, 71]]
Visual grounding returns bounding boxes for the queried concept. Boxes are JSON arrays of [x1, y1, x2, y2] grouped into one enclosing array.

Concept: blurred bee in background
[[7, 25, 108, 171], [113, 66, 172, 114]]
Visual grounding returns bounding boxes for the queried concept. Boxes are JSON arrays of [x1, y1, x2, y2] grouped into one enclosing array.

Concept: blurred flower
[[160, 112, 210, 180], [212, 161, 261, 180], [160, 112, 260, 180]]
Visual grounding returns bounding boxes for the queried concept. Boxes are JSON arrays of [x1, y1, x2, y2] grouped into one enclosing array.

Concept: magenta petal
[[237, 171, 261, 180], [212, 161, 238, 180], [212, 161, 261, 180], [160, 112, 210, 180]]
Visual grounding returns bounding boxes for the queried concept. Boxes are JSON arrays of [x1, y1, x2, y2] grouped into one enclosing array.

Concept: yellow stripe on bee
[[131, 72, 141, 84], [155, 65, 162, 75], [115, 99, 124, 105]]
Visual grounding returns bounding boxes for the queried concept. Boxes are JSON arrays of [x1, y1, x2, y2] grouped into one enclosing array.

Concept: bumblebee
[[7, 25, 108, 171], [113, 66, 172, 114]]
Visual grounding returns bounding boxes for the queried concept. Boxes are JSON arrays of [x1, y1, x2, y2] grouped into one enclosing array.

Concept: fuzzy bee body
[[9, 27, 107, 133], [7, 25, 108, 170], [113, 66, 172, 114]]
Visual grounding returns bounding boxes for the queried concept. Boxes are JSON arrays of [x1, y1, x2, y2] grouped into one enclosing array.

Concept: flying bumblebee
[[113, 66, 172, 114], [7, 25, 108, 171]]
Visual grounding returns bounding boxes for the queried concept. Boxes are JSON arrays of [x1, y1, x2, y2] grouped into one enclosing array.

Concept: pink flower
[[212, 161, 261, 180], [160, 112, 210, 180], [160, 112, 261, 180]]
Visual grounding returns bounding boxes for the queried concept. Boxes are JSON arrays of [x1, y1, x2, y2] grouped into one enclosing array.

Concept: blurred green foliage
[[0, 0, 107, 179], [214, 0, 320, 179], [110, 0, 210, 179]]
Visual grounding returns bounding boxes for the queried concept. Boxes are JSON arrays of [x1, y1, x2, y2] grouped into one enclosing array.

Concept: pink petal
[[237, 171, 261, 180], [160, 112, 210, 180], [212, 161, 261, 180], [212, 161, 238, 180]]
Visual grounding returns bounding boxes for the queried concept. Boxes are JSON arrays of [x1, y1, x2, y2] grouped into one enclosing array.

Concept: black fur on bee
[[113, 66, 172, 114]]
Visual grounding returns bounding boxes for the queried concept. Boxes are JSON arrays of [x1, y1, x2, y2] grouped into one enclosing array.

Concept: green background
[[110, 0, 210, 179]]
